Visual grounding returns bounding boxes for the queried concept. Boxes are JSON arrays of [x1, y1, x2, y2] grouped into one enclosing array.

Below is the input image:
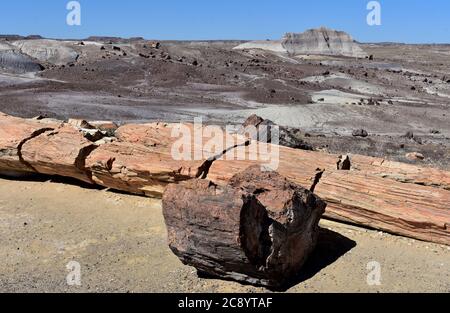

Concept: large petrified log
[[162, 166, 326, 288], [207, 141, 450, 245], [0, 113, 449, 245], [84, 122, 250, 196]]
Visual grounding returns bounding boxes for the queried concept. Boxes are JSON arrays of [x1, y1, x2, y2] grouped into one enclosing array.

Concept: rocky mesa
[[234, 27, 368, 58]]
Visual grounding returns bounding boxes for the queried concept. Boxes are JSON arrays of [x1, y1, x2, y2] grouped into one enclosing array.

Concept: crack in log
[[310, 168, 325, 193], [196, 140, 251, 179], [239, 195, 273, 268], [74, 144, 100, 184], [17, 127, 55, 172]]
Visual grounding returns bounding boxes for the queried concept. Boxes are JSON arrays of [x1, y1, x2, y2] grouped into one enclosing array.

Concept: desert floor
[[0, 176, 448, 293]]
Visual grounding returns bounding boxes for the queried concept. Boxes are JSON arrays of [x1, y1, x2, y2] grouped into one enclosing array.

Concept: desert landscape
[[0, 27, 449, 292]]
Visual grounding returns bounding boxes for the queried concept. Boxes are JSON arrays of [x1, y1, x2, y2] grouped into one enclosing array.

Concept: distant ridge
[[234, 27, 368, 58]]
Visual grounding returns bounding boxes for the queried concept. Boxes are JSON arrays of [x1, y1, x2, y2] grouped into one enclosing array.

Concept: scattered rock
[[337, 155, 351, 170], [406, 152, 425, 161], [80, 128, 106, 142], [149, 41, 160, 49], [403, 131, 422, 144], [241, 115, 313, 150], [242, 114, 264, 128], [404, 131, 415, 140], [352, 129, 368, 138], [89, 121, 118, 137], [67, 119, 95, 130], [361, 98, 381, 106]]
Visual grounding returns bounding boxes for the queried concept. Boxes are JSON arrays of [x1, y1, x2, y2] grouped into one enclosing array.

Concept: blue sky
[[0, 0, 449, 43]]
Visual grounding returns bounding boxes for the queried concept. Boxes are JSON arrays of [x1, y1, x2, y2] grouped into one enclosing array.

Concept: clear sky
[[0, 0, 449, 43]]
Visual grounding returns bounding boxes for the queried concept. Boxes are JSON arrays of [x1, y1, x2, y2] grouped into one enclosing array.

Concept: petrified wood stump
[[162, 165, 326, 288]]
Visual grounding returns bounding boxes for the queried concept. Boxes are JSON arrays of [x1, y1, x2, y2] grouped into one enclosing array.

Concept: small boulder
[[404, 131, 414, 140], [67, 119, 95, 130], [241, 115, 313, 150], [406, 152, 425, 161], [337, 155, 351, 170], [352, 129, 368, 138]]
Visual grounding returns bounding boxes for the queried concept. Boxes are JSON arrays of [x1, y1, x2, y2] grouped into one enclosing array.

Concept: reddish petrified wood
[[162, 166, 326, 288], [21, 125, 97, 183], [0, 113, 59, 173], [0, 113, 449, 245]]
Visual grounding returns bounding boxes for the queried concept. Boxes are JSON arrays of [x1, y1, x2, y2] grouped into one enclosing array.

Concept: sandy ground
[[0, 176, 448, 293]]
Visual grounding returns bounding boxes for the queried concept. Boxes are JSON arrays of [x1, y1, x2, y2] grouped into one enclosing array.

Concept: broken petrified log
[[162, 166, 326, 288], [0, 113, 449, 245], [85, 122, 248, 197], [206, 141, 450, 245], [85, 141, 208, 197], [241, 114, 313, 150], [0, 112, 60, 173], [337, 155, 351, 170], [21, 125, 97, 183]]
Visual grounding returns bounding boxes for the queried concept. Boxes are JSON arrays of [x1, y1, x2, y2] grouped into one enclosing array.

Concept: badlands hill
[[234, 27, 368, 58]]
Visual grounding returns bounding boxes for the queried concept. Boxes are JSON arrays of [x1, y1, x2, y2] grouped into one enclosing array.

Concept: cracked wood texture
[[0, 113, 449, 245], [21, 125, 97, 184], [208, 142, 450, 245], [162, 166, 326, 289], [0, 112, 59, 173]]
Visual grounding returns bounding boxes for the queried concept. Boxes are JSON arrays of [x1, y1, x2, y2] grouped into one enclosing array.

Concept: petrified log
[[84, 122, 249, 196], [208, 141, 450, 245], [0, 112, 60, 173], [21, 125, 97, 184], [0, 113, 449, 245], [162, 165, 326, 288], [85, 141, 207, 197]]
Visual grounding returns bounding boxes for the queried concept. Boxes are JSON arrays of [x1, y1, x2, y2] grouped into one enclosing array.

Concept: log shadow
[[280, 227, 356, 291], [0, 172, 105, 191], [197, 227, 356, 292]]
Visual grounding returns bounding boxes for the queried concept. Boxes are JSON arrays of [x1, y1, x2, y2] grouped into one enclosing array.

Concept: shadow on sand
[[282, 227, 357, 290], [0, 172, 105, 191], [198, 227, 356, 291]]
